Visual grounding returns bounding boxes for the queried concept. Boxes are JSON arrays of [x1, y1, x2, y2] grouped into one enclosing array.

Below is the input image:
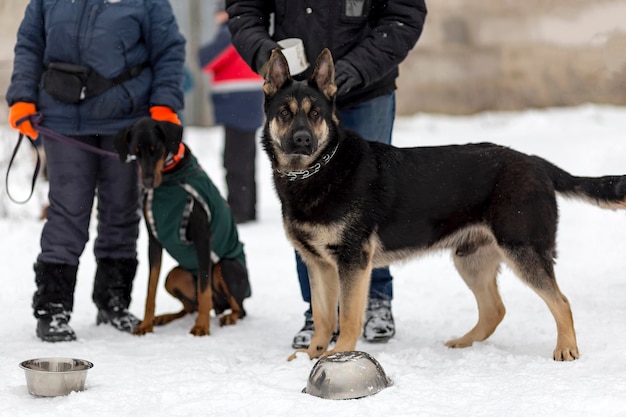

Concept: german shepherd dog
[[262, 48, 626, 361], [114, 118, 250, 337]]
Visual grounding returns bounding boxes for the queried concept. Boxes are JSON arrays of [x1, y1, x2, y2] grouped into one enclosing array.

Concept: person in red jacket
[[198, 7, 264, 224]]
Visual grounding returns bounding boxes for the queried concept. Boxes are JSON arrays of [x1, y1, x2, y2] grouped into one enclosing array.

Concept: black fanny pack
[[43, 62, 147, 104]]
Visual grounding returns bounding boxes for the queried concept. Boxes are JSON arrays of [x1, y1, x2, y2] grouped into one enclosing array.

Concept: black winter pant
[[223, 126, 257, 222], [39, 133, 140, 265]]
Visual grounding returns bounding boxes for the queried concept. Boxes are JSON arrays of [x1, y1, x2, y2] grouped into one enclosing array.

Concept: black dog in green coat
[[114, 118, 250, 336]]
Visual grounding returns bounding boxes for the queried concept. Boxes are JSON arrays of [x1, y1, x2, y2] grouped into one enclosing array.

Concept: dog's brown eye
[[310, 109, 320, 118], [280, 108, 291, 118]]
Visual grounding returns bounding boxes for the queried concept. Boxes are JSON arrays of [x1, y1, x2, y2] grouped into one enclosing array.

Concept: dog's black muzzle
[[141, 174, 156, 190], [139, 159, 158, 189], [286, 129, 317, 155]]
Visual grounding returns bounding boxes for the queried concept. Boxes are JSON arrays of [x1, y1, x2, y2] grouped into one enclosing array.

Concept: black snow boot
[[93, 258, 141, 333], [32, 262, 78, 342]]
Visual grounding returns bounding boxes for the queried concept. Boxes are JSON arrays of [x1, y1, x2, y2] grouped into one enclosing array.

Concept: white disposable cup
[[277, 38, 309, 75]]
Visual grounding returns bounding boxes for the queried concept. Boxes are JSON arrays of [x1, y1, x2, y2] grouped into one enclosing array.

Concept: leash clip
[[125, 154, 137, 163]]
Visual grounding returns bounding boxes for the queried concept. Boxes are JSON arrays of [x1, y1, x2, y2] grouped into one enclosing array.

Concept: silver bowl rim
[[19, 357, 94, 373]]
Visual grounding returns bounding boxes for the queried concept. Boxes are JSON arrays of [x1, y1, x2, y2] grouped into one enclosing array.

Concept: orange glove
[[150, 106, 181, 125], [8, 102, 39, 139]]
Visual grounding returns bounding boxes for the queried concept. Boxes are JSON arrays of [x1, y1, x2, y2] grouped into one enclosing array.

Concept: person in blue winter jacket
[[6, 0, 186, 342], [198, 6, 264, 224]]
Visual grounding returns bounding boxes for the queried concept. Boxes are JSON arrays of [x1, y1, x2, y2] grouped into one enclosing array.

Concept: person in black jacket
[[226, 0, 427, 348], [6, 0, 185, 342]]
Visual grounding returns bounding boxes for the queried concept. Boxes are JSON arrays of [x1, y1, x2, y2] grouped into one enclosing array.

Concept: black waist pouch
[[43, 62, 91, 103], [43, 62, 147, 104]]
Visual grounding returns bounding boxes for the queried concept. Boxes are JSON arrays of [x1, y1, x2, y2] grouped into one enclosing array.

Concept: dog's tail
[[535, 156, 626, 209]]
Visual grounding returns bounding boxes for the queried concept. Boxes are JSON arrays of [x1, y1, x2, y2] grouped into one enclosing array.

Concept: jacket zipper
[[75, 0, 90, 132]]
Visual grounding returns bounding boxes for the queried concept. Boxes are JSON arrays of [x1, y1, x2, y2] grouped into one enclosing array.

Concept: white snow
[[1, 105, 625, 416]]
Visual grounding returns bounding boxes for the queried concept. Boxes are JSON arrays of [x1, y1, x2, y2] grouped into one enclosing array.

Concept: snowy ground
[[1, 105, 625, 417]]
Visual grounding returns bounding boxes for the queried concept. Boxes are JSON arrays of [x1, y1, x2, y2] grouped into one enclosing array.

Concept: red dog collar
[[163, 143, 185, 172]]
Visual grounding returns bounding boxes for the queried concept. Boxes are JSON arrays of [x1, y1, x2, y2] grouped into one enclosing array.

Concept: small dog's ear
[[311, 49, 336, 100], [155, 121, 184, 154], [113, 125, 133, 162], [263, 48, 291, 97]]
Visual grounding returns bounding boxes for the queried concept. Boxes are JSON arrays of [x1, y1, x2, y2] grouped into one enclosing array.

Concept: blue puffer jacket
[[6, 0, 186, 135]]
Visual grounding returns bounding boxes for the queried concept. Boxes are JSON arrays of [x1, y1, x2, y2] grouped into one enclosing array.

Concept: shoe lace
[[49, 312, 72, 332], [301, 310, 314, 331], [111, 308, 140, 326], [365, 299, 393, 327], [300, 320, 315, 332]]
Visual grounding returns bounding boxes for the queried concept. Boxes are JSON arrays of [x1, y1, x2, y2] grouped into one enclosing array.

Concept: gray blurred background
[[1, 0, 625, 126]]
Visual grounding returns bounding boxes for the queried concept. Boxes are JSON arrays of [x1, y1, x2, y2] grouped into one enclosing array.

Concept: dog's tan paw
[[133, 324, 154, 335], [553, 346, 579, 361], [305, 344, 328, 360], [287, 345, 329, 361], [189, 325, 210, 336], [219, 313, 239, 326], [445, 336, 475, 349]]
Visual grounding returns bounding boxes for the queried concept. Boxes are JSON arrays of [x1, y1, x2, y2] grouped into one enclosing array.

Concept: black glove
[[254, 40, 280, 76], [334, 60, 363, 96]]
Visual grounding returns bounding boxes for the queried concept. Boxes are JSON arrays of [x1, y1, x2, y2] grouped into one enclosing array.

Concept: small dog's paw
[[219, 313, 239, 326], [133, 325, 153, 335], [189, 325, 210, 336]]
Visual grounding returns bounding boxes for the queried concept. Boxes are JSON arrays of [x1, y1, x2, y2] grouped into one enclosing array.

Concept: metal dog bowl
[[19, 357, 93, 397], [303, 351, 392, 400]]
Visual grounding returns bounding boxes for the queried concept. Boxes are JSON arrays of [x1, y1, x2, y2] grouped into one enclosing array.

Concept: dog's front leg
[[134, 229, 163, 335], [188, 202, 213, 336], [289, 259, 339, 360], [328, 263, 371, 355]]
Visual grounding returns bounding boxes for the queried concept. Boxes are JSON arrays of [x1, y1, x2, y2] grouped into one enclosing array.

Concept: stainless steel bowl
[[19, 357, 93, 397], [303, 351, 392, 400]]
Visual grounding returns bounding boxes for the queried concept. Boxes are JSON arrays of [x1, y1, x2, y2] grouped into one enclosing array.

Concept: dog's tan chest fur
[[285, 219, 347, 265]]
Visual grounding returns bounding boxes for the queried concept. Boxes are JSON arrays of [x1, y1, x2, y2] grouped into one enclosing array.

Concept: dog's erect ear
[[113, 125, 133, 162], [155, 121, 184, 154], [311, 49, 336, 100], [263, 48, 291, 97]]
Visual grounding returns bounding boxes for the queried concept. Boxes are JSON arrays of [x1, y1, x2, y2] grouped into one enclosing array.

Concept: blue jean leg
[[296, 93, 396, 305]]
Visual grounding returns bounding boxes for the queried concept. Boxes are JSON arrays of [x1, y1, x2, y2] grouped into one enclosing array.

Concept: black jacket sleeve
[[226, 0, 278, 74], [346, 0, 427, 87]]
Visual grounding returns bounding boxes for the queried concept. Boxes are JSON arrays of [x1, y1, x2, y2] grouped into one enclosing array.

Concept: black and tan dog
[[113, 118, 250, 336], [262, 48, 626, 361]]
